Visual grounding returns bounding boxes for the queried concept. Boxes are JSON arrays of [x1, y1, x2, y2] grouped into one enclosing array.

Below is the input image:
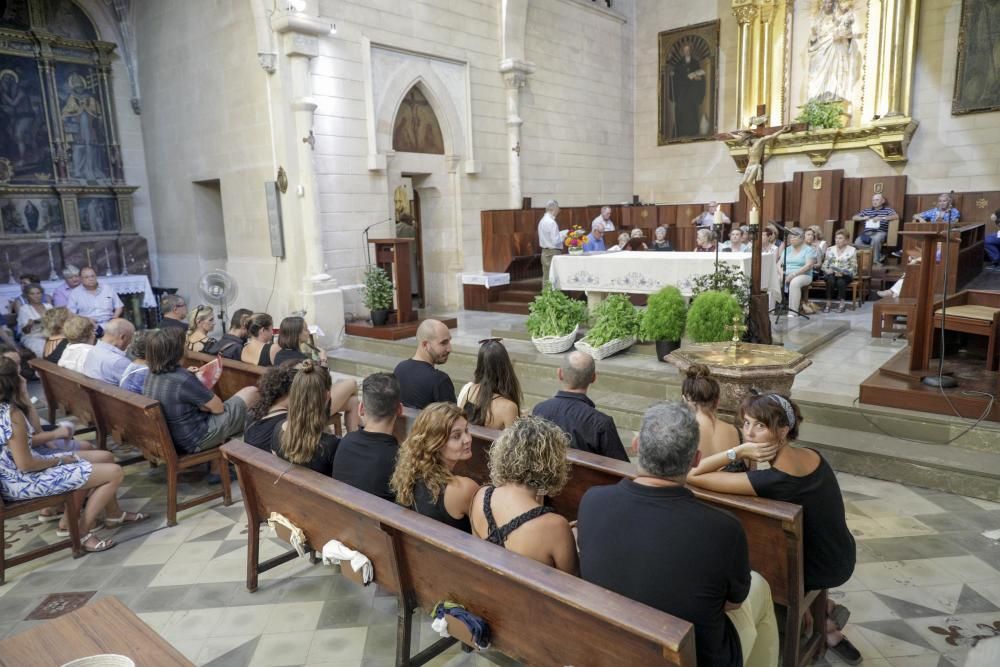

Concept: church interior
[[2, 0, 1000, 665]]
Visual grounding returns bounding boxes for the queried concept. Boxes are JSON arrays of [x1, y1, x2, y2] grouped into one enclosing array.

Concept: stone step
[[488, 301, 530, 315], [498, 290, 538, 303]]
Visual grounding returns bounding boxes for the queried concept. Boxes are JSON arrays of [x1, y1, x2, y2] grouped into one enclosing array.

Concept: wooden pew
[[29, 359, 232, 526], [399, 407, 825, 667], [223, 440, 696, 667], [31, 358, 102, 445], [1, 490, 83, 585]]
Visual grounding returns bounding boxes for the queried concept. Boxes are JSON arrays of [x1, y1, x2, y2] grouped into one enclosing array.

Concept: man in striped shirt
[[852, 193, 898, 265]]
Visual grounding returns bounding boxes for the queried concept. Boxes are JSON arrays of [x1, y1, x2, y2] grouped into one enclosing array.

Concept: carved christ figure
[[730, 126, 790, 212]]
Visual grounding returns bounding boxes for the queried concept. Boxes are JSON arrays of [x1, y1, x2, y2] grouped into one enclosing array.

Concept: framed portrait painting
[[658, 20, 720, 145], [953, 0, 1000, 115]]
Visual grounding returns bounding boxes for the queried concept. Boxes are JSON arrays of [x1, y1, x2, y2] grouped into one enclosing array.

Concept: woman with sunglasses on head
[[185, 304, 218, 353], [457, 338, 522, 430], [241, 313, 278, 367], [686, 392, 861, 665]]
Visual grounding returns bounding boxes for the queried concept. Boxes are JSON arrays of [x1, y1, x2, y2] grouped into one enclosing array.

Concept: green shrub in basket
[[639, 285, 687, 343], [686, 290, 744, 343], [583, 294, 640, 348], [526, 288, 588, 338]]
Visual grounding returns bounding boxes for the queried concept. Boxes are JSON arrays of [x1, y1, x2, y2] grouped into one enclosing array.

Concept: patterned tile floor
[[3, 448, 1000, 666]]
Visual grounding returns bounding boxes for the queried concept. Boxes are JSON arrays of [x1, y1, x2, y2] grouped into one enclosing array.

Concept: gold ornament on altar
[[976, 198, 988, 209]]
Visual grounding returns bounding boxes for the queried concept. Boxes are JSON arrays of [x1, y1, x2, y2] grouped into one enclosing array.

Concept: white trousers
[[787, 274, 812, 313], [727, 571, 780, 667]]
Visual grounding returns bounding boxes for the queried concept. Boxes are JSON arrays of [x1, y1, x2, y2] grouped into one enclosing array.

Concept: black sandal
[[829, 637, 862, 664]]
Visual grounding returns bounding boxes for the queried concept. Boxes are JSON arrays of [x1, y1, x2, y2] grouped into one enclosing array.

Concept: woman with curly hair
[[57, 315, 96, 373], [470, 416, 577, 573], [42, 307, 72, 363], [272, 361, 339, 474], [457, 339, 521, 429], [390, 402, 478, 532], [244, 363, 299, 450]]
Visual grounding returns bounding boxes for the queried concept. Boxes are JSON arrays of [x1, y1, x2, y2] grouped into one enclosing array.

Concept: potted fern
[[685, 291, 744, 343], [363, 266, 395, 326], [576, 294, 640, 360], [639, 286, 687, 362], [526, 288, 588, 353]]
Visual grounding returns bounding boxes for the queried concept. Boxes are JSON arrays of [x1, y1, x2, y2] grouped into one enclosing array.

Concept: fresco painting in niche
[[657, 21, 719, 144], [56, 63, 109, 183], [36, 0, 97, 41], [0, 0, 30, 31], [953, 0, 1000, 115], [0, 196, 63, 234], [392, 86, 445, 155], [0, 55, 54, 183], [78, 196, 118, 232]]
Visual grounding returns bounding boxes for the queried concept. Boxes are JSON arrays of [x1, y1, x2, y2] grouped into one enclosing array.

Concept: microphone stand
[[921, 190, 958, 389], [362, 217, 395, 266]]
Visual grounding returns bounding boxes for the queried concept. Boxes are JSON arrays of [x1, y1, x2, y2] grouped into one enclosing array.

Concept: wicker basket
[[531, 326, 579, 354], [574, 335, 636, 360]]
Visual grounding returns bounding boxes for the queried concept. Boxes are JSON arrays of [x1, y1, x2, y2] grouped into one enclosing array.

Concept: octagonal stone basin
[[666, 342, 812, 413]]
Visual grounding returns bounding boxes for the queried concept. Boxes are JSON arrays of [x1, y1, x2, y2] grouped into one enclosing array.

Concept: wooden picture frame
[[658, 20, 720, 145], [952, 0, 1000, 115]]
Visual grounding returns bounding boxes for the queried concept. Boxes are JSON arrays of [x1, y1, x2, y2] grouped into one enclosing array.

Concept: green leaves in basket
[[526, 287, 588, 338], [583, 294, 640, 348]]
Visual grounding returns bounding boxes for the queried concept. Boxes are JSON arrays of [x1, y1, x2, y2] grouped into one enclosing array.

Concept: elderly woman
[[42, 307, 72, 363], [119, 330, 150, 394], [629, 227, 649, 251], [778, 228, 816, 318], [651, 225, 673, 251], [695, 227, 717, 252], [390, 402, 479, 532], [57, 315, 96, 373], [16, 283, 51, 357], [821, 230, 858, 313], [185, 304, 217, 353], [470, 416, 577, 574]]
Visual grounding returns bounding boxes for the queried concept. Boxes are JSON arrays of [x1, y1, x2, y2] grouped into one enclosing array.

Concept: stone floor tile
[[208, 603, 275, 638], [202, 636, 261, 667], [265, 600, 326, 634], [305, 626, 368, 664], [161, 607, 225, 642], [129, 584, 194, 613], [837, 590, 902, 623], [856, 621, 938, 658], [922, 556, 1000, 584], [854, 560, 960, 591], [249, 629, 315, 667], [197, 633, 260, 665]]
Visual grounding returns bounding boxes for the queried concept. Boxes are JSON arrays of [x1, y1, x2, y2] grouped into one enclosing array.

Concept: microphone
[[362, 217, 394, 266]]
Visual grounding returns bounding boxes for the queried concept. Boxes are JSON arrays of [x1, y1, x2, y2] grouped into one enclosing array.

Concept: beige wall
[[633, 0, 1000, 206]]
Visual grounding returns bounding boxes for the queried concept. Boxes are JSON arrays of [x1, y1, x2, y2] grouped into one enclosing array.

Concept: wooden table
[[0, 597, 192, 667]]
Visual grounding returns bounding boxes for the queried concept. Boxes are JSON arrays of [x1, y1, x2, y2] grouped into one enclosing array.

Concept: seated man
[[987, 209, 1000, 271], [913, 193, 961, 224], [67, 267, 123, 326], [591, 206, 615, 233], [583, 221, 606, 252], [852, 193, 898, 264], [51, 265, 81, 308], [393, 319, 456, 409], [203, 308, 253, 360], [577, 401, 779, 667], [692, 201, 730, 228], [82, 318, 135, 385], [331, 372, 401, 501], [158, 294, 189, 332], [532, 351, 628, 461]]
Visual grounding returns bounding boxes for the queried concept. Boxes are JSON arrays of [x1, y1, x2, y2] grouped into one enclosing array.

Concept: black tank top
[[257, 342, 273, 367], [413, 479, 471, 533], [481, 486, 554, 547]]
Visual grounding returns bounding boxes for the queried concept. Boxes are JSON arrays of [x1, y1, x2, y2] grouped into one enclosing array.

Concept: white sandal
[[105, 511, 148, 527], [81, 532, 116, 553]]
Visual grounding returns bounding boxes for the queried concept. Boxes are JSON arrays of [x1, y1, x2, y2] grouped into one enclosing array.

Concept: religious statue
[[807, 0, 862, 103], [729, 126, 790, 212], [61, 72, 106, 182]]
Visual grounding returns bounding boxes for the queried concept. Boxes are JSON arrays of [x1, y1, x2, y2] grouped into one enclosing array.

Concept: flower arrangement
[[564, 226, 589, 249]]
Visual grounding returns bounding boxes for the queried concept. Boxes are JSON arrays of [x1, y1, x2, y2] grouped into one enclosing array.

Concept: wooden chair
[[934, 290, 1000, 370], [1, 491, 83, 585]]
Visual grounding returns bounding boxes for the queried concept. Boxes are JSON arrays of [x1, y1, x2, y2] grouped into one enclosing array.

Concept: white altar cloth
[[549, 251, 780, 298], [0, 274, 157, 309]]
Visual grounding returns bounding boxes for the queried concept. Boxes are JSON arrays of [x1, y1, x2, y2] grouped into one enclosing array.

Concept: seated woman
[[695, 228, 717, 252], [0, 356, 146, 552], [762, 224, 781, 256], [806, 225, 828, 258], [607, 231, 630, 253], [778, 228, 816, 318], [271, 361, 340, 474], [821, 230, 858, 313], [458, 339, 521, 430], [244, 364, 299, 450], [57, 315, 97, 373], [241, 313, 278, 367], [42, 307, 71, 364], [720, 229, 749, 253], [16, 283, 51, 357], [629, 227, 649, 251], [390, 402, 479, 532], [651, 225, 673, 251], [470, 416, 577, 574], [686, 392, 860, 665], [682, 364, 738, 458], [143, 328, 260, 455], [119, 330, 150, 394], [185, 305, 217, 353]]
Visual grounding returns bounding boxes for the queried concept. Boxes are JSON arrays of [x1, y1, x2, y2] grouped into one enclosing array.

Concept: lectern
[[368, 238, 416, 325], [901, 228, 951, 372]]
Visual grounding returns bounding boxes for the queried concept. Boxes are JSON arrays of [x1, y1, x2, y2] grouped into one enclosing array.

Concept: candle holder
[[45, 232, 59, 281], [5, 251, 15, 284], [104, 247, 113, 277], [120, 245, 130, 276]]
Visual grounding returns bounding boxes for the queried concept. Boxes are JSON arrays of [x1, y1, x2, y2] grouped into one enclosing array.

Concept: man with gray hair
[[158, 293, 189, 332], [531, 350, 628, 461], [577, 401, 779, 667], [591, 206, 616, 233], [537, 199, 567, 286], [583, 220, 606, 252], [82, 317, 135, 385], [52, 264, 81, 307], [692, 201, 731, 228]]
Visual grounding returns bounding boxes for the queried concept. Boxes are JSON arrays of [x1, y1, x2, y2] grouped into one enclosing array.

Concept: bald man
[[82, 317, 135, 385], [393, 319, 456, 408], [531, 351, 629, 461]]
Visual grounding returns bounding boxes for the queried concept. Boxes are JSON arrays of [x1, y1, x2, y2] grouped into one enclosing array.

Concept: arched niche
[[392, 85, 445, 155]]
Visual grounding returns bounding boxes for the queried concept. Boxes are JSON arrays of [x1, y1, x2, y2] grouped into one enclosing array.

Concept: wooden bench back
[[398, 407, 803, 608], [223, 440, 696, 666], [183, 351, 265, 402], [30, 359, 98, 426]]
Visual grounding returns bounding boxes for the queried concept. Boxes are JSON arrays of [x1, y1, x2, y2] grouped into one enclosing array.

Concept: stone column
[[875, 0, 919, 118], [270, 12, 345, 345], [732, 2, 759, 129], [499, 59, 534, 209]]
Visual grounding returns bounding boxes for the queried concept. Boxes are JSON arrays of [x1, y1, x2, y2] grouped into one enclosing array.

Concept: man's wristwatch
[[726, 448, 738, 462]]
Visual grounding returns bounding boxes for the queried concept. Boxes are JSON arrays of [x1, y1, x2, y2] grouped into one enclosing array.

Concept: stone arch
[[375, 66, 466, 159]]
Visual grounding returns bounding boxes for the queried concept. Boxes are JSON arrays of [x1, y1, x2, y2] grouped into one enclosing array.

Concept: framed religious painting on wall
[[658, 20, 720, 145], [952, 0, 1000, 115]]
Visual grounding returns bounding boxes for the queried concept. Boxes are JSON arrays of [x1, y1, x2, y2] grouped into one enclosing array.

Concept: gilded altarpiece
[[726, 0, 920, 168]]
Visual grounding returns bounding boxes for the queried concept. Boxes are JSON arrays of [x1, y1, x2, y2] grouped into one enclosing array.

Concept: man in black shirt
[[203, 308, 253, 361], [158, 294, 189, 332], [577, 401, 778, 667], [393, 319, 456, 408], [331, 372, 401, 501], [532, 351, 628, 461]]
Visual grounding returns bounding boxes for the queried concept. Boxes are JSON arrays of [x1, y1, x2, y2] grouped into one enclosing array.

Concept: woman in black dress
[[271, 361, 339, 475], [241, 313, 277, 367]]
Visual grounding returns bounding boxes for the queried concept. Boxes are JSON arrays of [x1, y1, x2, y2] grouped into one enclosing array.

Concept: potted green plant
[[526, 287, 588, 353], [794, 99, 846, 130], [685, 290, 744, 343], [688, 262, 750, 310], [576, 294, 640, 360], [363, 266, 394, 326], [639, 285, 687, 362]]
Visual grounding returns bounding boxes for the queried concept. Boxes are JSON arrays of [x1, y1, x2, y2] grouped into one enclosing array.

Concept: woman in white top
[[821, 230, 858, 313], [16, 283, 51, 357], [57, 315, 96, 373]]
